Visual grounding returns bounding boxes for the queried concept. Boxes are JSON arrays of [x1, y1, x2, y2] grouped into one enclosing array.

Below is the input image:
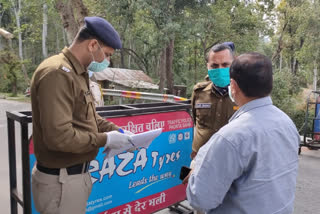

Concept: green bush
[[0, 51, 27, 96], [272, 70, 305, 130]]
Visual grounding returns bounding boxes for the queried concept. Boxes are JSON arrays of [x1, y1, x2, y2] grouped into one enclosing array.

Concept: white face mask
[[228, 85, 235, 103]]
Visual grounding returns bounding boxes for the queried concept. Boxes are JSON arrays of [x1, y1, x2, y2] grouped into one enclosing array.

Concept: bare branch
[[121, 48, 148, 71], [272, 20, 288, 62]]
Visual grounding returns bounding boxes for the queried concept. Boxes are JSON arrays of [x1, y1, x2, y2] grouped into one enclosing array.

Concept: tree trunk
[[194, 46, 197, 84], [128, 38, 132, 68], [12, 78, 17, 96], [272, 20, 288, 62], [71, 0, 89, 27], [294, 59, 299, 75], [11, 65, 17, 96], [55, 0, 79, 44], [313, 60, 317, 93], [279, 52, 282, 72], [201, 36, 208, 62], [0, 11, 3, 50], [42, 3, 48, 58], [291, 57, 298, 75], [159, 48, 166, 93], [54, 24, 61, 52], [10, 0, 30, 83], [292, 37, 304, 75], [165, 38, 175, 94], [290, 57, 293, 74], [62, 26, 68, 46], [120, 49, 125, 68], [15, 0, 23, 61], [120, 37, 125, 68]]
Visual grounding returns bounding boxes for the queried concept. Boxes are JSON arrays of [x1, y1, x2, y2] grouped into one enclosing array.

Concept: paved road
[[0, 99, 31, 214], [294, 147, 320, 214], [1, 99, 319, 213]]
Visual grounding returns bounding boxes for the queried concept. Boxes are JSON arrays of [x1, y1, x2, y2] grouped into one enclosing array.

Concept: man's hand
[[191, 151, 197, 160], [182, 168, 194, 185], [104, 131, 133, 150]]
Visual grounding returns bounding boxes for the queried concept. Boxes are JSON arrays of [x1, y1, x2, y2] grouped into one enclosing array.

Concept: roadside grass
[[0, 93, 30, 103]]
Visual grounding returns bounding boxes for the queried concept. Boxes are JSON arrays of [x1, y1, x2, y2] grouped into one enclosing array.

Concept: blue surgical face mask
[[88, 43, 110, 72], [208, 67, 230, 87]]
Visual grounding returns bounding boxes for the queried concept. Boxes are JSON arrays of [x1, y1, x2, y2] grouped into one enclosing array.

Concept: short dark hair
[[230, 52, 273, 98], [75, 26, 106, 46], [206, 43, 234, 62]]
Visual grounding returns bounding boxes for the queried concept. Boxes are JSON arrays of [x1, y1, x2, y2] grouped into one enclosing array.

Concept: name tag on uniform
[[195, 103, 211, 109]]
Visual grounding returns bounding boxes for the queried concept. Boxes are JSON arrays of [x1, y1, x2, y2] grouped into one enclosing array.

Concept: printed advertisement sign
[[314, 96, 320, 140], [29, 111, 193, 213]]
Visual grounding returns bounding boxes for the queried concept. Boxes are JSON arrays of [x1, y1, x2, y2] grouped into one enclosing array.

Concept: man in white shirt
[[185, 52, 300, 214]]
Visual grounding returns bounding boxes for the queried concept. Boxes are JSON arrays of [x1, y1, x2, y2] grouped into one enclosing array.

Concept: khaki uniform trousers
[[31, 166, 92, 214]]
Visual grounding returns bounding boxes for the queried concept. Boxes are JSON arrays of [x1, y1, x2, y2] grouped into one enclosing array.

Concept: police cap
[[84, 16, 122, 49]]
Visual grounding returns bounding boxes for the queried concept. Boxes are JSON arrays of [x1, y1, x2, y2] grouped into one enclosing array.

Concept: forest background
[[1, 0, 320, 132]]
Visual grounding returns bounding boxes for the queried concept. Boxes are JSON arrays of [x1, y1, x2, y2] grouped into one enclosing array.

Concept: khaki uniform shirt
[[31, 47, 119, 168], [191, 81, 237, 152]]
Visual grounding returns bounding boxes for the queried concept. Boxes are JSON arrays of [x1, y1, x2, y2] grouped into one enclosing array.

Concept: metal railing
[[102, 89, 187, 103]]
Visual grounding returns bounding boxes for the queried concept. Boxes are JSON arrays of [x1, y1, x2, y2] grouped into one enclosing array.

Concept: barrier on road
[[7, 101, 193, 214], [102, 89, 188, 103]]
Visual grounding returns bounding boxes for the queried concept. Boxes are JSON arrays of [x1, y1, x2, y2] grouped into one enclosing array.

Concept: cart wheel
[[298, 147, 301, 155]]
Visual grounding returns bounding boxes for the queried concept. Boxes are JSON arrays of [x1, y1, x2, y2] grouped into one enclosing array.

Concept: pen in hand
[[118, 128, 135, 147]]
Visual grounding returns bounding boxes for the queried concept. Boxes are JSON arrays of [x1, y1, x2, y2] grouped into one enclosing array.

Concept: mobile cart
[[300, 90, 320, 154], [7, 101, 194, 214]]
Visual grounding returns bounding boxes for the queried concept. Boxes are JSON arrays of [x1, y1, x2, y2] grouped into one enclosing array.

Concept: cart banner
[[314, 96, 320, 140], [29, 111, 193, 214]]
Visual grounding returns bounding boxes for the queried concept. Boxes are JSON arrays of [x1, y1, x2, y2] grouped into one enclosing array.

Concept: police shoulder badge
[[61, 66, 71, 73]]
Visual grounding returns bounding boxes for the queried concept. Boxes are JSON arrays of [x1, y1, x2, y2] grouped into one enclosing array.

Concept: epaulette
[[193, 81, 211, 91], [59, 65, 72, 73]]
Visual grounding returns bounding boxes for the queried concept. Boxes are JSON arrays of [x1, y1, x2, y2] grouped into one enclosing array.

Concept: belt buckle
[[82, 162, 90, 173]]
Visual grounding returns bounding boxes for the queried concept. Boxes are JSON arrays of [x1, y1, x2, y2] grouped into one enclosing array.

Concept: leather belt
[[36, 162, 90, 175]]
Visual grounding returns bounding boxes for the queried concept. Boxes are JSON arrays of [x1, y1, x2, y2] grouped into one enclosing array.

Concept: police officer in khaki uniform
[[191, 43, 238, 160], [30, 17, 134, 214]]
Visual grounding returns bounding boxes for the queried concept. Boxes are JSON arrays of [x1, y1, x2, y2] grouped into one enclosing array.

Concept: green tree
[[0, 49, 25, 95]]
